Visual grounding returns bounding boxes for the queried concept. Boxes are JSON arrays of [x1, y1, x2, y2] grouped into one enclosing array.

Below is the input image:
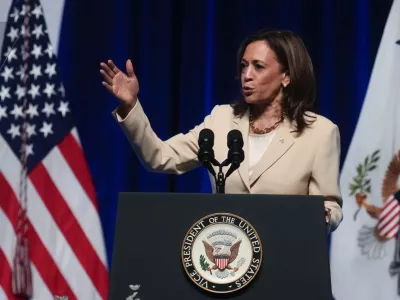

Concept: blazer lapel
[[249, 117, 296, 186], [233, 111, 251, 192]]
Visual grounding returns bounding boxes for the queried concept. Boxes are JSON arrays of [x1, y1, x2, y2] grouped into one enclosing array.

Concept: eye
[[240, 62, 247, 70], [254, 64, 264, 70]]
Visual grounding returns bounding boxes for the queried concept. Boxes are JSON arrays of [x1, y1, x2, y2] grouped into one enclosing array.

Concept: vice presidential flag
[[330, 0, 400, 299]]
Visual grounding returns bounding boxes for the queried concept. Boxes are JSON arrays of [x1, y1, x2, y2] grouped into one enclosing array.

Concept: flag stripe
[[0, 172, 76, 299], [378, 210, 400, 233], [378, 205, 400, 229], [379, 198, 396, 218], [0, 197, 18, 300], [380, 214, 400, 236], [58, 132, 97, 208], [43, 135, 107, 266], [0, 137, 100, 300], [71, 127, 82, 148], [28, 222, 74, 299], [383, 223, 398, 239], [0, 249, 19, 300], [0, 250, 54, 300], [30, 163, 108, 299], [378, 197, 398, 220], [0, 285, 8, 300], [0, 177, 17, 264], [30, 264, 54, 300]]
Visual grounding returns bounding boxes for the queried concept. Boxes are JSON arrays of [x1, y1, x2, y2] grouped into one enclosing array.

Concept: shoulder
[[210, 104, 235, 115], [292, 111, 340, 145], [199, 104, 236, 129], [293, 112, 341, 159], [303, 111, 339, 135], [207, 104, 236, 120]]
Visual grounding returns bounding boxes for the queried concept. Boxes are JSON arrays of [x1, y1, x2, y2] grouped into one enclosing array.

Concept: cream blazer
[[112, 100, 343, 232]]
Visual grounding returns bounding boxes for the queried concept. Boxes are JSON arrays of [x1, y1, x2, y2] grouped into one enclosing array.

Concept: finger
[[100, 62, 115, 79], [108, 59, 121, 74], [102, 81, 114, 94], [126, 59, 135, 77], [100, 69, 113, 85]]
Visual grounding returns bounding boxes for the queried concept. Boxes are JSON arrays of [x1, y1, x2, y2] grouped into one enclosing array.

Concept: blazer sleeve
[[308, 123, 343, 232], [112, 100, 219, 174]]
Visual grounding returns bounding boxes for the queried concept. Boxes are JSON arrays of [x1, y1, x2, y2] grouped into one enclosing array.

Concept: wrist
[[118, 99, 137, 118]]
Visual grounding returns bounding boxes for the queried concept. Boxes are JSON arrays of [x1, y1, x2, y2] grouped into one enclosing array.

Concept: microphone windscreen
[[199, 128, 214, 147], [227, 129, 243, 148]]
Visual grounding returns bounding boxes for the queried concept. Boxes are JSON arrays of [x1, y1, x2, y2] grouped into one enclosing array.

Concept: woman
[[100, 29, 343, 232]]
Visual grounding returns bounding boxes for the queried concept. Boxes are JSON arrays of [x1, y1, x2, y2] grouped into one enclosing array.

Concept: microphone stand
[[198, 138, 243, 194], [214, 160, 230, 194], [201, 157, 226, 193], [201, 157, 242, 194], [216, 164, 225, 194]]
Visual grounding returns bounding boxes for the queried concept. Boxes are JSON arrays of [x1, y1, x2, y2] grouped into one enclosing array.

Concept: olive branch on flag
[[349, 150, 380, 220]]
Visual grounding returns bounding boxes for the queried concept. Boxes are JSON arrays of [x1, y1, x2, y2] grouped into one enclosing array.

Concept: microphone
[[225, 129, 244, 178], [198, 128, 217, 176]]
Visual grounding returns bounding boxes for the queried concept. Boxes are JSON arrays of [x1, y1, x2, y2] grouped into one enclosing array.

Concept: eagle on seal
[[202, 239, 242, 272]]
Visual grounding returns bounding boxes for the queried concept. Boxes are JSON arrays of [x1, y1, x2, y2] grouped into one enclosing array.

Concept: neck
[[251, 97, 283, 124]]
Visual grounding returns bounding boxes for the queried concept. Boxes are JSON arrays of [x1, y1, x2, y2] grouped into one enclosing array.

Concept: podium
[[108, 193, 332, 299]]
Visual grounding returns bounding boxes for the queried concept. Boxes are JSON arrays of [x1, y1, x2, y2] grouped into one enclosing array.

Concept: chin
[[243, 94, 274, 106], [243, 95, 260, 104]]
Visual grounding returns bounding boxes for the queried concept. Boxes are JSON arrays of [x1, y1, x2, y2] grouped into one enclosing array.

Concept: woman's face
[[240, 40, 289, 105]]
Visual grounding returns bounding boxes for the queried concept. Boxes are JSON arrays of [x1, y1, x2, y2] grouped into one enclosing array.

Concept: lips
[[242, 86, 254, 96]]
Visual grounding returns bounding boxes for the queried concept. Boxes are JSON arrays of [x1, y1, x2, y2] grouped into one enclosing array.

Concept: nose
[[243, 66, 253, 82]]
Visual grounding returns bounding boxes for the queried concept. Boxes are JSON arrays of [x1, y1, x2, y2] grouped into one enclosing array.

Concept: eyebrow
[[241, 59, 266, 65]]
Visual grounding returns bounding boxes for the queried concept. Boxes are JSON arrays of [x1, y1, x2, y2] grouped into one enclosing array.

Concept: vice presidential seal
[[181, 213, 262, 294]]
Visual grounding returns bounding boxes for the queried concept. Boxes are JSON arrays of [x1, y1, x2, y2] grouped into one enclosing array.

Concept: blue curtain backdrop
[[57, 0, 394, 267]]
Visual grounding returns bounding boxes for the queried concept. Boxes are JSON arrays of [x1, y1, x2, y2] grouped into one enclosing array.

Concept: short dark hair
[[232, 28, 316, 133]]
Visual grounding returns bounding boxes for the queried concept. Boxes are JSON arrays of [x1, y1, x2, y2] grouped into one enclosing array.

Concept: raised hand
[[100, 59, 139, 110]]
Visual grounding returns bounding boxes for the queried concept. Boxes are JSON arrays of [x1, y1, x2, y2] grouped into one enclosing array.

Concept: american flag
[[0, 0, 108, 299]]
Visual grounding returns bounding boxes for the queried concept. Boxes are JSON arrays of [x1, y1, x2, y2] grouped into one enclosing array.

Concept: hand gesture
[[100, 59, 139, 107]]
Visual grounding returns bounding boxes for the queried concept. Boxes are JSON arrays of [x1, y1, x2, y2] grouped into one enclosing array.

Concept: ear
[[281, 73, 290, 87]]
